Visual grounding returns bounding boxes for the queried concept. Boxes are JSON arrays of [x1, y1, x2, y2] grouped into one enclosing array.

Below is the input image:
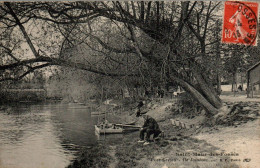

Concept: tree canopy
[[0, 1, 259, 114]]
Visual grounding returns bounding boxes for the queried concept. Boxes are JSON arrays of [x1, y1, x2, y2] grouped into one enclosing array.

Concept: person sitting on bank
[[138, 114, 161, 144]]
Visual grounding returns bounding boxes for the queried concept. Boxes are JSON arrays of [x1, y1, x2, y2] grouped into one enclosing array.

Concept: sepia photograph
[[0, 1, 259, 168]]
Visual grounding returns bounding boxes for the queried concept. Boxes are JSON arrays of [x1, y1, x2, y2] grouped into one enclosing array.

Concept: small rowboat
[[95, 125, 124, 134], [91, 111, 106, 115], [95, 123, 141, 135], [115, 124, 141, 132], [91, 110, 114, 116], [115, 124, 141, 128]]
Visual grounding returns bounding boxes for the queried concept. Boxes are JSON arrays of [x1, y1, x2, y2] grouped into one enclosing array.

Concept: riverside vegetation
[[68, 92, 259, 168]]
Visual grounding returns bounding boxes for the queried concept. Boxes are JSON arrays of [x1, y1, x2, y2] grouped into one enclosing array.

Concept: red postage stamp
[[222, 1, 258, 46]]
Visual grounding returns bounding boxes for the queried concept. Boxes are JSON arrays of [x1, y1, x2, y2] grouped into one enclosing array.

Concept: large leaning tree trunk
[[131, 1, 223, 114], [171, 76, 219, 114], [192, 66, 222, 109]]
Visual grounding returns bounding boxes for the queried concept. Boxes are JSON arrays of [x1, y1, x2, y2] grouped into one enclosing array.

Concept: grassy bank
[[67, 144, 112, 168], [68, 131, 238, 168], [68, 97, 259, 168]]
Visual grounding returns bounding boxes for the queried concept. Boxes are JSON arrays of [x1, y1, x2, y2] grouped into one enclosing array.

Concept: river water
[[0, 102, 103, 168]]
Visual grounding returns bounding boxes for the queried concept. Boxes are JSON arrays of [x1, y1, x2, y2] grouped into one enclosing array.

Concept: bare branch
[[0, 63, 51, 82], [0, 56, 138, 77], [0, 44, 19, 61], [5, 2, 39, 58], [202, 1, 211, 39]]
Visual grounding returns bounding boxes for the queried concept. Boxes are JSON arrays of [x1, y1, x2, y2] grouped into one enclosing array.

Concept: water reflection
[[0, 103, 97, 168]]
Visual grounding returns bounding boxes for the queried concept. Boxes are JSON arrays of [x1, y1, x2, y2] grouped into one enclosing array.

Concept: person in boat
[[138, 114, 161, 144], [101, 120, 111, 129]]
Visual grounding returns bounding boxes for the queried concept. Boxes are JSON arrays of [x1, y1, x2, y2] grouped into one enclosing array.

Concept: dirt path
[[194, 96, 260, 168], [145, 102, 173, 120], [220, 95, 260, 102], [195, 118, 260, 168]]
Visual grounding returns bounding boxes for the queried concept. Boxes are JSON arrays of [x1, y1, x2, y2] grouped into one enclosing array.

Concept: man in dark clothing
[[238, 85, 242, 91], [136, 101, 144, 117], [138, 115, 161, 144]]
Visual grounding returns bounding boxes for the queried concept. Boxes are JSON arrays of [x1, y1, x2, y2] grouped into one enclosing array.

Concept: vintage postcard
[[0, 1, 259, 168]]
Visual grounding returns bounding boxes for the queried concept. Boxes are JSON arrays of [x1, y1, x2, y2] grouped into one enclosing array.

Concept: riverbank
[[68, 96, 260, 168]]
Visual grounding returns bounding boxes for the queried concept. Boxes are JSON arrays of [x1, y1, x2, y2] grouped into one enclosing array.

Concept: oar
[[115, 124, 141, 128]]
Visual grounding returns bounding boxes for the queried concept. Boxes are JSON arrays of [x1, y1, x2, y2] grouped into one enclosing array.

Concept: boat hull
[[95, 125, 124, 134], [91, 111, 106, 115]]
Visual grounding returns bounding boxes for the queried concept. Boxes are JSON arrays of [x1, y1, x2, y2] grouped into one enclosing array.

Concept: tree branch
[[202, 1, 211, 39], [0, 63, 51, 82], [5, 2, 40, 58], [0, 56, 138, 77]]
